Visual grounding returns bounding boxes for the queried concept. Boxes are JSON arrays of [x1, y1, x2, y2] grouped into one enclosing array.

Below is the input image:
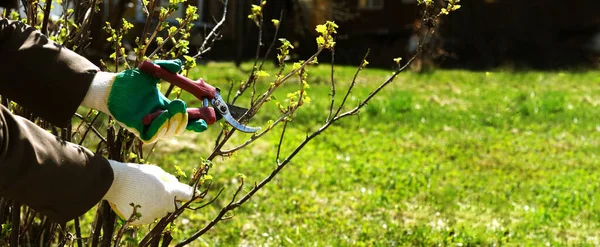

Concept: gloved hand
[[102, 160, 194, 225], [82, 59, 208, 143]]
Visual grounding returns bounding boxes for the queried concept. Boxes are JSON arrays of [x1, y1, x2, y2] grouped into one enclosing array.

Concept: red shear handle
[[138, 60, 217, 100], [142, 107, 217, 126]]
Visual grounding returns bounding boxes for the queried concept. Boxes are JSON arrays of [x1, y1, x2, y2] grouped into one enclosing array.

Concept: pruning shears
[[138, 60, 261, 133]]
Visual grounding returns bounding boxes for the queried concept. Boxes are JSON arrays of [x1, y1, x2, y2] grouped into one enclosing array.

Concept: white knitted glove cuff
[[82, 71, 115, 115]]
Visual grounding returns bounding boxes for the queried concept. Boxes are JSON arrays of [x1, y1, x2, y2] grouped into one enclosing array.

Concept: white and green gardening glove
[[82, 59, 208, 143], [102, 160, 195, 225]]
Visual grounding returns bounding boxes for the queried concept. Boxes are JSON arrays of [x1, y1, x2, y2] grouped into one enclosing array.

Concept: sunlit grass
[[84, 62, 600, 246]]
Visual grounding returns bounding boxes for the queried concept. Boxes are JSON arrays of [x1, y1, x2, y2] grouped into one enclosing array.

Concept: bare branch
[[217, 109, 293, 155], [136, 0, 158, 65], [335, 24, 435, 119], [113, 204, 141, 246], [250, 49, 323, 114], [176, 178, 245, 247], [326, 48, 336, 122], [332, 49, 370, 119], [230, 178, 245, 204], [276, 120, 288, 164], [250, 11, 285, 104], [74, 217, 83, 247], [258, 10, 284, 70], [188, 188, 224, 211], [193, 0, 229, 59], [148, 24, 185, 59], [73, 112, 107, 145], [41, 0, 52, 35]]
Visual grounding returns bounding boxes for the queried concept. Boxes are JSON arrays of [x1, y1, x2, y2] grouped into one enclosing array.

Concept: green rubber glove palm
[[82, 60, 207, 143]]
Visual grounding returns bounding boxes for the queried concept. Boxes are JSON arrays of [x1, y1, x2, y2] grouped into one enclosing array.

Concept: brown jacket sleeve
[[0, 18, 113, 223], [0, 18, 99, 127], [0, 105, 113, 223]]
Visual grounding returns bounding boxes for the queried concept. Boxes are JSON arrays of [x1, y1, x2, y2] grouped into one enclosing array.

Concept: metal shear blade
[[212, 93, 261, 133]]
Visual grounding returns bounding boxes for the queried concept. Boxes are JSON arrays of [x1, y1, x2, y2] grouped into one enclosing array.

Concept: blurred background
[[42, 0, 600, 70]]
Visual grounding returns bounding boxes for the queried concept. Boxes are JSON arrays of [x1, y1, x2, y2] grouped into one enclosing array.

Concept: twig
[[248, 13, 264, 104], [57, 225, 73, 247], [10, 200, 19, 246], [249, 10, 284, 105], [276, 120, 288, 164], [217, 110, 292, 155], [41, 0, 52, 35], [232, 7, 265, 105], [188, 188, 224, 210], [62, 0, 70, 38], [332, 50, 370, 118], [229, 179, 245, 205], [90, 188, 106, 247], [100, 201, 116, 247], [50, 222, 60, 245], [148, 14, 192, 59], [72, 112, 89, 138], [160, 232, 173, 247], [115, 35, 120, 72], [66, 0, 96, 52], [258, 10, 284, 71], [114, 204, 140, 246], [79, 0, 99, 51], [19, 207, 35, 243], [0, 198, 6, 228], [193, 0, 229, 59], [327, 48, 336, 122], [136, 0, 157, 65], [75, 112, 107, 145], [251, 49, 323, 112], [139, 192, 206, 247], [74, 217, 83, 247], [175, 179, 245, 247], [37, 217, 50, 245], [337, 23, 434, 117]]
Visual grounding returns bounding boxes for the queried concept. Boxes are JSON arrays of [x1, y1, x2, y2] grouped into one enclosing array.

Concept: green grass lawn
[[144, 62, 600, 246]]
